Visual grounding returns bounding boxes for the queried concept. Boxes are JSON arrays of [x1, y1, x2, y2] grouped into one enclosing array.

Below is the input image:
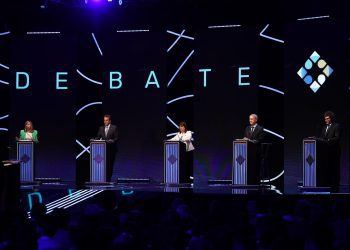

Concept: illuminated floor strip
[[45, 190, 91, 209], [46, 191, 93, 211], [46, 190, 102, 213], [63, 190, 104, 209], [44, 190, 84, 207], [28, 190, 104, 218]]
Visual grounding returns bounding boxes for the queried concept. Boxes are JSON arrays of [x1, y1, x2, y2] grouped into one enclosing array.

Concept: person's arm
[[251, 127, 265, 144], [169, 133, 180, 141], [18, 130, 24, 140], [95, 127, 102, 140], [32, 130, 39, 143], [326, 124, 341, 145], [109, 125, 118, 143], [182, 131, 193, 142]]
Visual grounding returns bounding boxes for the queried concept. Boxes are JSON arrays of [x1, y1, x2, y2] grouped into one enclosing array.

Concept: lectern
[[164, 141, 186, 184], [303, 138, 328, 187], [90, 140, 107, 183], [232, 139, 259, 185], [17, 140, 34, 182]]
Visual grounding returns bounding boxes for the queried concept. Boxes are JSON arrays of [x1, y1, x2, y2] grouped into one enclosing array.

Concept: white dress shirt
[[169, 131, 195, 152], [25, 132, 33, 140]]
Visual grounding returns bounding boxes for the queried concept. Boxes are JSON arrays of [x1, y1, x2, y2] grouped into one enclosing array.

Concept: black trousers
[[186, 150, 194, 182], [327, 147, 340, 192]]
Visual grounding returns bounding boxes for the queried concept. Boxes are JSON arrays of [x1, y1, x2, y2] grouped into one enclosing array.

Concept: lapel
[[105, 125, 111, 139], [106, 125, 113, 138], [251, 125, 258, 137], [325, 124, 332, 136]]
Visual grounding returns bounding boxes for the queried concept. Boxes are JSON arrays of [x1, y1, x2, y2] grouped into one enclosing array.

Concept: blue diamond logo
[[297, 51, 333, 93], [94, 154, 103, 163], [306, 154, 314, 166], [236, 155, 245, 165], [168, 155, 177, 165], [21, 154, 30, 163]]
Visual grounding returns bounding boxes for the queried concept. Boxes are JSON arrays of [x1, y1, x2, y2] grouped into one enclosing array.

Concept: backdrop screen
[[9, 33, 166, 181], [194, 26, 259, 180]]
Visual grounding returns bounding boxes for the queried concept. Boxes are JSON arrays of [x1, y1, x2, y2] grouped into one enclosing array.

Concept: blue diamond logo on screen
[[297, 51, 333, 93]]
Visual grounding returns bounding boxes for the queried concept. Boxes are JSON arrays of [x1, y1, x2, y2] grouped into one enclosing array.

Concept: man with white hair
[[243, 114, 265, 143], [242, 114, 265, 184]]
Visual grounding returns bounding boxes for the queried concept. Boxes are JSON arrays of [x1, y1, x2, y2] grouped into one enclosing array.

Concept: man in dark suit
[[95, 114, 118, 182], [244, 114, 265, 144], [243, 114, 265, 184], [319, 111, 341, 192]]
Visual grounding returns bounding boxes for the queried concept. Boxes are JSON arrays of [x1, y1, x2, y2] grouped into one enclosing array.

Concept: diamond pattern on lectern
[[168, 155, 177, 165], [306, 154, 314, 166], [94, 154, 103, 164], [236, 155, 245, 165], [21, 154, 30, 163]]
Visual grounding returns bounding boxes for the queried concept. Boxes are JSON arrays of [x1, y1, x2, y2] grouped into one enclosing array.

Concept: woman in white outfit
[[169, 121, 194, 183]]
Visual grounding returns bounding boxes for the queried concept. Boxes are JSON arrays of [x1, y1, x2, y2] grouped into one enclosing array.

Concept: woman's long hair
[[24, 121, 34, 132]]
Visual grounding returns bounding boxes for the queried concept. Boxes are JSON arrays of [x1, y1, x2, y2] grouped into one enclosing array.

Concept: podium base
[[20, 181, 40, 186], [161, 182, 192, 187], [299, 186, 331, 194], [117, 178, 151, 184], [85, 182, 115, 187], [231, 184, 261, 189]]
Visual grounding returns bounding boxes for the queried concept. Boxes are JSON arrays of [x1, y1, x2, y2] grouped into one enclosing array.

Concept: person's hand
[[107, 139, 114, 143], [15, 136, 19, 141]]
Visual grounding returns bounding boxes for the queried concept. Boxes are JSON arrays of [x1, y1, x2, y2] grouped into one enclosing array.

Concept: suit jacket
[[19, 130, 38, 142], [244, 124, 264, 143], [320, 123, 341, 147], [169, 131, 195, 152], [95, 124, 118, 143]]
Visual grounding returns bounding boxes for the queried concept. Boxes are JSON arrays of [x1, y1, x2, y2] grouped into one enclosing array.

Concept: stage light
[[40, 0, 48, 8], [85, 0, 121, 4]]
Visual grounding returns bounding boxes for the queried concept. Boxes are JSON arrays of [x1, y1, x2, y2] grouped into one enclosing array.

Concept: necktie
[[250, 126, 254, 133], [105, 126, 109, 137], [325, 125, 330, 135]]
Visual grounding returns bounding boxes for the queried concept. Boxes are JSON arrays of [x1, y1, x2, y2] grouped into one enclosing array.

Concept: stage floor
[[19, 181, 350, 215]]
